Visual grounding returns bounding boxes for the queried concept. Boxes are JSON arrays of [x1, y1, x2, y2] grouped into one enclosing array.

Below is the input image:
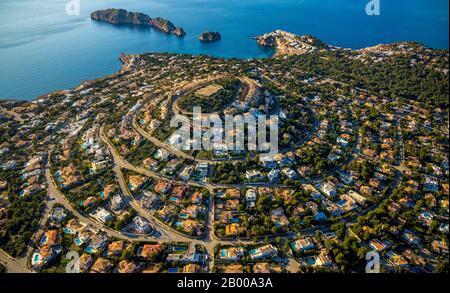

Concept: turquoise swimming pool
[[33, 254, 40, 263], [173, 246, 186, 253], [63, 227, 72, 234], [85, 246, 94, 254], [305, 257, 315, 266], [40, 235, 48, 245]]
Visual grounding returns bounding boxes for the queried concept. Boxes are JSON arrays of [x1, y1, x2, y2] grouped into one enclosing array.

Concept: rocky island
[[91, 9, 186, 37], [199, 31, 221, 43]]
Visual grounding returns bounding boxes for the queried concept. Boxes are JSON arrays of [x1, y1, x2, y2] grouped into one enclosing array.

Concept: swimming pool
[[32, 253, 40, 264], [173, 246, 187, 253], [85, 246, 94, 254], [63, 227, 73, 235], [74, 238, 83, 246], [40, 235, 48, 245], [220, 249, 228, 258], [179, 213, 188, 219], [305, 257, 316, 266], [337, 200, 347, 207]]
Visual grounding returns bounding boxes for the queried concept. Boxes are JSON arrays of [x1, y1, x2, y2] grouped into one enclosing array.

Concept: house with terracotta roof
[[369, 239, 388, 252], [143, 157, 159, 170], [101, 184, 116, 200], [31, 245, 62, 268], [189, 191, 203, 204], [224, 189, 241, 199], [386, 250, 409, 271], [78, 253, 94, 273], [65, 218, 86, 235], [182, 263, 202, 273], [249, 244, 278, 260], [154, 180, 172, 194], [219, 247, 244, 261], [85, 234, 108, 253], [225, 223, 241, 237], [107, 240, 125, 257], [90, 258, 114, 273], [129, 175, 146, 191], [142, 263, 162, 273], [137, 244, 163, 258], [314, 249, 334, 267], [40, 230, 59, 246], [171, 185, 188, 199], [291, 238, 315, 253], [223, 264, 244, 273], [116, 260, 140, 273], [253, 262, 271, 273]]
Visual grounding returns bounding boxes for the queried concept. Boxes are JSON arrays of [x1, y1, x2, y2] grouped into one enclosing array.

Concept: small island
[[199, 31, 221, 43], [91, 9, 186, 37]]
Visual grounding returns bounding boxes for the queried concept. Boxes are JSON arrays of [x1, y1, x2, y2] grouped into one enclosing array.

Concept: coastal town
[[0, 30, 448, 274]]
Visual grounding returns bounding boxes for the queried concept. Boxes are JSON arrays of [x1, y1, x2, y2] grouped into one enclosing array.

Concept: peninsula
[[255, 30, 329, 56], [91, 9, 186, 37]]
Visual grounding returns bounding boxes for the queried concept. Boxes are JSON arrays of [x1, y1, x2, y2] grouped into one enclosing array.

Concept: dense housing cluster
[[0, 31, 448, 273]]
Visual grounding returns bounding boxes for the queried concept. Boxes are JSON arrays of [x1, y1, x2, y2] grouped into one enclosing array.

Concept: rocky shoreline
[[91, 9, 186, 37], [255, 30, 330, 56]]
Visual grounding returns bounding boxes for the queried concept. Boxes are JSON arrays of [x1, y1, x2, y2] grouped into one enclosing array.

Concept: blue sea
[[0, 0, 448, 100]]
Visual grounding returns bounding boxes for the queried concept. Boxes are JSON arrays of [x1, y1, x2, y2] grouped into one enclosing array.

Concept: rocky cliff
[[91, 9, 185, 37], [150, 17, 186, 37]]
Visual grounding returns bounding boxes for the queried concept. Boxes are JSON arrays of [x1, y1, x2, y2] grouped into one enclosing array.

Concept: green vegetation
[[177, 78, 241, 113], [279, 49, 449, 109], [0, 192, 45, 257]]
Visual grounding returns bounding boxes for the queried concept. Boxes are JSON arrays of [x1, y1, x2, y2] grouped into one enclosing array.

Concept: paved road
[[0, 249, 29, 273], [45, 167, 164, 243]]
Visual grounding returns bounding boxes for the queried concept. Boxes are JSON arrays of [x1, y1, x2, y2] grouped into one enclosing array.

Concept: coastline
[[1, 32, 446, 103]]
